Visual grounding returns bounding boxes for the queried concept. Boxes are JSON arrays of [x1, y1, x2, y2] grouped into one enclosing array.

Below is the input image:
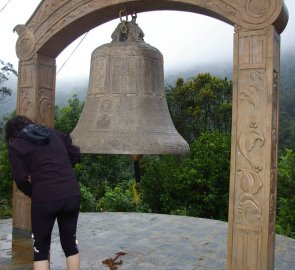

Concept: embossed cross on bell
[[71, 11, 189, 156]]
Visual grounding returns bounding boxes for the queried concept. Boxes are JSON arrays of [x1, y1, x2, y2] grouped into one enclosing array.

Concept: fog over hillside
[[0, 59, 233, 117], [0, 49, 294, 118]]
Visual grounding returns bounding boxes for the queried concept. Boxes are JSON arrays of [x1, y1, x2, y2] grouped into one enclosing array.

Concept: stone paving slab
[[1, 212, 295, 269]]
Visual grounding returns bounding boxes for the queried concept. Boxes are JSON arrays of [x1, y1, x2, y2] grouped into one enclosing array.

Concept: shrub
[[79, 183, 97, 212], [97, 180, 151, 213], [0, 199, 12, 218]]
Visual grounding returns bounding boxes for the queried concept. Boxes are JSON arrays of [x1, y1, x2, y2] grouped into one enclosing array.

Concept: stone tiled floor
[[1, 212, 294, 269]]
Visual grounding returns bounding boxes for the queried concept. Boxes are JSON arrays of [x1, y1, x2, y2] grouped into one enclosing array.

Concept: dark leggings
[[31, 196, 80, 261]]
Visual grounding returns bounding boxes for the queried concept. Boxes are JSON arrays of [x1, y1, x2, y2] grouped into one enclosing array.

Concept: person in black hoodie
[[5, 115, 81, 270]]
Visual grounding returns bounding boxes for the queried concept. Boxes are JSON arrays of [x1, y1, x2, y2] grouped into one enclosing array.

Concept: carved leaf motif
[[239, 198, 262, 223], [238, 129, 264, 168], [20, 96, 32, 116], [240, 85, 263, 111], [238, 169, 263, 194], [38, 89, 52, 124]]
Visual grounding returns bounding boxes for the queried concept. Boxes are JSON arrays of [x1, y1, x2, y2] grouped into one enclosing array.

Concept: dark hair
[[5, 115, 34, 143]]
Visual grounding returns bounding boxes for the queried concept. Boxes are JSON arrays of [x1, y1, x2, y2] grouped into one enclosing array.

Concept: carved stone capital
[[14, 25, 36, 61]]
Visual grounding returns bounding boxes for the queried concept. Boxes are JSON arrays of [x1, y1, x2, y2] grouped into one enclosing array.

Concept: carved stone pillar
[[227, 25, 280, 270], [13, 54, 56, 233]]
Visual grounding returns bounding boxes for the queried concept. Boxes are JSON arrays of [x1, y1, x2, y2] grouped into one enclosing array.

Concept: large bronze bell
[[71, 13, 189, 155]]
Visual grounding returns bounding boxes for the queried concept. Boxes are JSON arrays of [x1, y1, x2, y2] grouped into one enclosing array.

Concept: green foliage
[[79, 183, 97, 212], [166, 73, 232, 143], [276, 149, 295, 238], [0, 60, 17, 103], [97, 180, 151, 212], [0, 113, 16, 208], [0, 199, 12, 219], [54, 94, 84, 133], [140, 131, 231, 221], [0, 112, 16, 218], [74, 154, 133, 201], [0, 138, 13, 201]]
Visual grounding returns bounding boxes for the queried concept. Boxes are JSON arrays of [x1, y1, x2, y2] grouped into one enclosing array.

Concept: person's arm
[[8, 147, 32, 197], [63, 134, 81, 166]]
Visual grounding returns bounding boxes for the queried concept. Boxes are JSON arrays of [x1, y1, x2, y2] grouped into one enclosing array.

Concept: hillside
[[1, 50, 294, 126], [280, 48, 295, 93]]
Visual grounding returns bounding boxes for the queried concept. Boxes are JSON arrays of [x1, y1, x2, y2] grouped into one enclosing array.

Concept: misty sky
[[0, 0, 294, 81]]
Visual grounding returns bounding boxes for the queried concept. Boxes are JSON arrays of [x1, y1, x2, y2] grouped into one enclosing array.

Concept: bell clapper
[[130, 154, 143, 184], [130, 154, 142, 203]]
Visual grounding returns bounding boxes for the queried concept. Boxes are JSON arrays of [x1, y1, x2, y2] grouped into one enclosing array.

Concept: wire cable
[[0, 0, 12, 14], [57, 32, 89, 75]]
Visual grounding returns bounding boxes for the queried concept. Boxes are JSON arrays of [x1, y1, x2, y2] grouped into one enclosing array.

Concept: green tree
[[0, 60, 17, 103], [166, 73, 232, 143], [0, 112, 15, 218], [279, 92, 295, 149], [0, 138, 13, 218], [54, 94, 84, 133], [276, 149, 295, 238], [140, 131, 231, 220]]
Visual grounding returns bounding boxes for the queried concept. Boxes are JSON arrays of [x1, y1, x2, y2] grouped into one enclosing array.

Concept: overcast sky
[[0, 0, 294, 81]]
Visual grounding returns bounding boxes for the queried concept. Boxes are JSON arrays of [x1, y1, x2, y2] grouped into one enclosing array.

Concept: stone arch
[[13, 1, 288, 270], [14, 0, 287, 61]]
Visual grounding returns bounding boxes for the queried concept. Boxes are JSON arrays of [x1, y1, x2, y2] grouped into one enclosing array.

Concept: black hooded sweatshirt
[[8, 125, 81, 202]]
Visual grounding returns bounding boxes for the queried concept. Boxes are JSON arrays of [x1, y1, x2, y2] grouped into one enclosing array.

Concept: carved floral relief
[[18, 64, 34, 118], [19, 88, 33, 119], [236, 68, 266, 224], [38, 88, 53, 125], [269, 70, 279, 226]]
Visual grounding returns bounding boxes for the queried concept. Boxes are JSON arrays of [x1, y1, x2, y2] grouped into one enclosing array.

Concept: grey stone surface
[[0, 212, 294, 269]]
